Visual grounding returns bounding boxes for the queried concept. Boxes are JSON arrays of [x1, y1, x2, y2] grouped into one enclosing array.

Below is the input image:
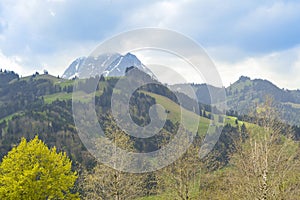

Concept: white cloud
[[214, 46, 300, 89], [0, 0, 299, 89], [133, 45, 300, 89], [48, 9, 56, 17], [134, 49, 206, 85], [125, 1, 181, 28], [0, 51, 24, 74]]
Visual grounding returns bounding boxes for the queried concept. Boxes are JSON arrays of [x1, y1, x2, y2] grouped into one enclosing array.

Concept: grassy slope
[[227, 78, 252, 93], [143, 91, 210, 136], [0, 112, 25, 127], [1, 75, 243, 138], [42, 89, 212, 135]]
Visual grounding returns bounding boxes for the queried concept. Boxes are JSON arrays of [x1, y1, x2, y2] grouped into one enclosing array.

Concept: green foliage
[[226, 76, 300, 125], [2, 71, 300, 199], [0, 136, 79, 199]]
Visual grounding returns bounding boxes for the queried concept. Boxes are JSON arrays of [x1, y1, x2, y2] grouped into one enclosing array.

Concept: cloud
[[234, 1, 300, 52], [125, 0, 300, 53], [0, 51, 24, 74], [0, 0, 158, 73], [0, 0, 299, 89], [214, 45, 300, 89]]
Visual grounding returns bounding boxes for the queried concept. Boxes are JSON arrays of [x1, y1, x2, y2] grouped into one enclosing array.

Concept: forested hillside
[[185, 76, 300, 125], [1, 69, 300, 199], [0, 69, 218, 169]]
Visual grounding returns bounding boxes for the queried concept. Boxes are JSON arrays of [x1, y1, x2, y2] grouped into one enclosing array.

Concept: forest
[[0, 69, 300, 199]]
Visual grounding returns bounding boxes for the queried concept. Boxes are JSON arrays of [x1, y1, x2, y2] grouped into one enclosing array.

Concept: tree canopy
[[0, 136, 79, 199]]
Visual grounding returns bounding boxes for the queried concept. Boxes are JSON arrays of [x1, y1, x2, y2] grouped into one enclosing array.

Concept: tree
[[159, 135, 202, 200], [228, 98, 300, 199], [80, 119, 145, 200], [0, 136, 79, 199], [80, 163, 145, 200]]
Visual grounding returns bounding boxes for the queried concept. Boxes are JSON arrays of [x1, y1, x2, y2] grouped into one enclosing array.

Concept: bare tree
[[229, 98, 300, 199], [80, 121, 145, 200], [80, 163, 145, 200], [159, 136, 202, 200]]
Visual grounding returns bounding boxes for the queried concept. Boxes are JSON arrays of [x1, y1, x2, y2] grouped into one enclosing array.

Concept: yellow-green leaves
[[0, 136, 79, 199]]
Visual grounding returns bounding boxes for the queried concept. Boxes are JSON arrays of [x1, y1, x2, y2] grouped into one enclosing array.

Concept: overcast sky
[[0, 0, 299, 89]]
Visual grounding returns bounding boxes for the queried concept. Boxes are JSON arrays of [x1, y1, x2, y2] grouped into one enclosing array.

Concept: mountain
[[63, 52, 300, 125], [227, 76, 300, 105], [0, 69, 211, 168], [62, 52, 155, 79], [60, 56, 86, 79], [188, 76, 300, 125], [226, 76, 300, 125], [171, 83, 225, 105]]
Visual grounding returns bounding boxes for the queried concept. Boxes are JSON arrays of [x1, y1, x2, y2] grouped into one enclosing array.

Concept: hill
[[186, 76, 300, 125], [226, 76, 300, 125], [1, 69, 300, 199], [0, 69, 219, 169]]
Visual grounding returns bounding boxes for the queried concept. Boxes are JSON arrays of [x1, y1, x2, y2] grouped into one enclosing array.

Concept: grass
[[43, 91, 104, 104], [0, 112, 25, 134], [142, 91, 210, 136], [225, 116, 240, 126], [43, 81, 107, 104], [11, 74, 78, 87], [283, 102, 300, 109], [0, 112, 24, 123], [55, 79, 75, 88], [137, 195, 163, 200], [14, 74, 60, 83], [228, 78, 252, 92], [42, 87, 210, 138], [43, 92, 73, 104]]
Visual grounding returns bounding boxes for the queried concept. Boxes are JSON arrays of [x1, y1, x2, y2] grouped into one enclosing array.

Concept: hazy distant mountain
[[62, 52, 155, 79], [226, 76, 300, 107], [185, 76, 300, 125]]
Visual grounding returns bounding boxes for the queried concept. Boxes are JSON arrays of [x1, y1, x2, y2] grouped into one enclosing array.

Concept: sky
[[0, 0, 300, 89]]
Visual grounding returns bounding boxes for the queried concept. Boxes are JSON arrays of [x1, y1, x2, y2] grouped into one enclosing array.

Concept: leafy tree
[[0, 136, 79, 199]]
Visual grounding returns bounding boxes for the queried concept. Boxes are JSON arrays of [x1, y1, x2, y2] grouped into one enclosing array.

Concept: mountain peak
[[238, 76, 251, 82], [124, 52, 138, 59], [125, 52, 134, 56], [62, 52, 155, 79]]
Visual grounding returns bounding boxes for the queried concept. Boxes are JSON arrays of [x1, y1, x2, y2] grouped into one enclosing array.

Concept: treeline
[[227, 108, 300, 140]]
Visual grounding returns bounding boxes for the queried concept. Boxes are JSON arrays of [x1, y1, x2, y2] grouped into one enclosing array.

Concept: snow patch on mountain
[[62, 52, 155, 79]]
